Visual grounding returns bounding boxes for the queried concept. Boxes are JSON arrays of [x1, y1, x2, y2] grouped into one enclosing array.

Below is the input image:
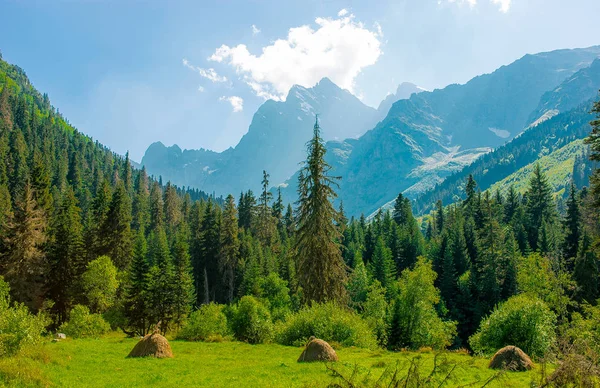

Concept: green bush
[[229, 296, 273, 344], [59, 305, 110, 339], [276, 302, 377, 349], [469, 294, 556, 358], [258, 273, 292, 322], [388, 257, 456, 350], [81, 256, 119, 313], [0, 277, 48, 357], [178, 303, 229, 341]]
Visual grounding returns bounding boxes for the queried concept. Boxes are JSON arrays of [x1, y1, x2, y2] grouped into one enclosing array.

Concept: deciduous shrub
[[276, 302, 377, 349], [469, 294, 556, 358], [388, 257, 456, 350], [81, 256, 119, 314], [229, 296, 273, 344], [178, 303, 229, 341], [0, 277, 48, 357], [59, 305, 110, 339]]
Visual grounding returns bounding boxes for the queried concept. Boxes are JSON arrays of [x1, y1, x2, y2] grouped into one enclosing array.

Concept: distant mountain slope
[[279, 46, 600, 217], [488, 139, 590, 198], [412, 100, 597, 215], [141, 78, 379, 194], [527, 58, 600, 127]]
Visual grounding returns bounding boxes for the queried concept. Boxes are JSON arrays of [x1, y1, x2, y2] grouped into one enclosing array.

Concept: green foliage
[[0, 277, 48, 357], [257, 272, 291, 322], [229, 296, 273, 344], [275, 302, 377, 349], [295, 118, 347, 304], [517, 253, 573, 321], [469, 294, 556, 358], [59, 305, 110, 339], [362, 281, 389, 347], [388, 257, 456, 350], [178, 303, 229, 342], [81, 256, 119, 313]]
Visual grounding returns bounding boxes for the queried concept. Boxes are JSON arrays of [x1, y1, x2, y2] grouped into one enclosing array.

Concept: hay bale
[[488, 346, 533, 371], [127, 332, 173, 358], [298, 337, 338, 362]]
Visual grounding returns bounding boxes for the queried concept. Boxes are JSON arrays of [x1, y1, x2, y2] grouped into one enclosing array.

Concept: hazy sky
[[1, 0, 600, 161]]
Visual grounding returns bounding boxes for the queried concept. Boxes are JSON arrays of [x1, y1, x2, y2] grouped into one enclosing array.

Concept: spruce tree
[[369, 237, 396, 296], [103, 180, 133, 270], [47, 188, 85, 323], [525, 164, 556, 252], [171, 226, 195, 329], [124, 229, 150, 336], [563, 182, 581, 265], [220, 194, 239, 303], [295, 118, 347, 304], [1, 182, 47, 310], [145, 227, 175, 332], [573, 232, 599, 304]]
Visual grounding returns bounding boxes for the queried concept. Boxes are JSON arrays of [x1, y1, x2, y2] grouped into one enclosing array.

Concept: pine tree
[[504, 185, 519, 223], [525, 164, 556, 252], [435, 199, 444, 233], [171, 226, 195, 329], [8, 128, 29, 200], [220, 194, 239, 303], [47, 188, 85, 323], [145, 227, 176, 332], [198, 201, 221, 304], [103, 180, 133, 270], [1, 182, 47, 310], [238, 190, 256, 230], [132, 167, 150, 232], [392, 193, 412, 226], [295, 118, 347, 304], [124, 229, 150, 335], [149, 181, 164, 233], [476, 192, 502, 316], [163, 182, 182, 233], [369, 237, 396, 296], [562, 182, 581, 265], [573, 232, 599, 304]]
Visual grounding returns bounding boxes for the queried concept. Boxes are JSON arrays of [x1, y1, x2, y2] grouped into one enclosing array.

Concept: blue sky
[[1, 0, 600, 162]]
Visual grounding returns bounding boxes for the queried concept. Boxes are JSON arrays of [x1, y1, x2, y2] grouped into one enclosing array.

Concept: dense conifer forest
[[2, 51, 600, 386]]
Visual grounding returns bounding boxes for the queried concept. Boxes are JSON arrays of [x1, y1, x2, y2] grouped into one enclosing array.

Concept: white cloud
[[491, 0, 511, 13], [445, 0, 477, 8], [209, 13, 382, 101], [251, 24, 261, 35], [198, 85, 205, 92], [443, 0, 512, 12], [338, 8, 348, 17], [219, 96, 244, 112], [183, 58, 228, 83]]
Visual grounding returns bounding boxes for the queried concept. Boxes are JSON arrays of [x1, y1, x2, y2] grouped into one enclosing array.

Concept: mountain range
[[141, 46, 600, 217]]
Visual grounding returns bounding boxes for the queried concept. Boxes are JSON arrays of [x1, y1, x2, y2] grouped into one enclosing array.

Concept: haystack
[[488, 346, 533, 371], [127, 332, 173, 358], [298, 337, 338, 362]]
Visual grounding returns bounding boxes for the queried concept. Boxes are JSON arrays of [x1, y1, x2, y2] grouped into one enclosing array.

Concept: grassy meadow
[[0, 333, 547, 387]]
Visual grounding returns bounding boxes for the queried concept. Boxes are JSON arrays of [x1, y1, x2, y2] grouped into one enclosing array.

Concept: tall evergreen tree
[[1, 182, 47, 310], [563, 182, 581, 265], [220, 194, 239, 303], [47, 188, 85, 323], [124, 229, 150, 335], [295, 118, 347, 304]]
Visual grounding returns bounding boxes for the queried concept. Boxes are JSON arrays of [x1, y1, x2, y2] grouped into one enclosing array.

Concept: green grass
[[0, 333, 546, 387]]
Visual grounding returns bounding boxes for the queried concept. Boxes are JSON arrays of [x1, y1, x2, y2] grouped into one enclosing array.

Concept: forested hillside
[[413, 100, 597, 215]]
